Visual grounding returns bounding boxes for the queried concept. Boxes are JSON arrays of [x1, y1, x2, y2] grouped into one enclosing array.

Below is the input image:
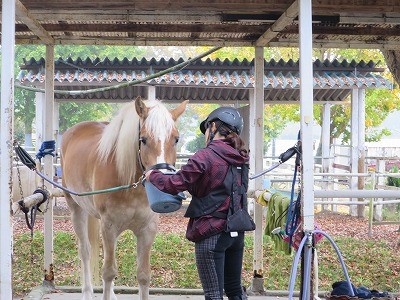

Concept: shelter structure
[[16, 56, 394, 292], [2, 1, 400, 298]]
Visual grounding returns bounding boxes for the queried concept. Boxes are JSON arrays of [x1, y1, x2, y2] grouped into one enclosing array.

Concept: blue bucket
[[143, 179, 186, 213]]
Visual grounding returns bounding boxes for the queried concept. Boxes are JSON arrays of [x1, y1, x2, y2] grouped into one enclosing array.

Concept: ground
[[13, 199, 400, 250]]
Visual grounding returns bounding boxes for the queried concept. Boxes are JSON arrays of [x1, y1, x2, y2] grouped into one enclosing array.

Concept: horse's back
[[62, 121, 107, 153]]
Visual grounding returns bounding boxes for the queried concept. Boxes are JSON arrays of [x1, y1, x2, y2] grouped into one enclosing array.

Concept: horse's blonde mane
[[97, 99, 175, 184]]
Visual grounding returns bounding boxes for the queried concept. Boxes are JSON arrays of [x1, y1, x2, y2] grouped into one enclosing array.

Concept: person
[[145, 106, 250, 300]]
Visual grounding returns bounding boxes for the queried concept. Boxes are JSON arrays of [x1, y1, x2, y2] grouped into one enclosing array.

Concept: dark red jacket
[[149, 139, 249, 242]]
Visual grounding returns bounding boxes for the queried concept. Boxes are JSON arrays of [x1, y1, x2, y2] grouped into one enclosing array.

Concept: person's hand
[[144, 169, 154, 181]]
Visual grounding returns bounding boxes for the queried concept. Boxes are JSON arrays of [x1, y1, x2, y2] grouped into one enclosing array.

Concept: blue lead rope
[[285, 166, 301, 246], [36, 140, 56, 160]]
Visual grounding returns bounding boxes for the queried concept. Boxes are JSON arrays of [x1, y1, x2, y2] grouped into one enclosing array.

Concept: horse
[[60, 97, 188, 300]]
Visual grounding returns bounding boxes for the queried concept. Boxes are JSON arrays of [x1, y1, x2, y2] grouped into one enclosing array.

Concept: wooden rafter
[[15, 23, 267, 34], [255, 0, 298, 46], [15, 0, 54, 45]]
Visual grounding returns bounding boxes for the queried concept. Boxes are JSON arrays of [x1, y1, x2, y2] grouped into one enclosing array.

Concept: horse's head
[[135, 97, 188, 172]]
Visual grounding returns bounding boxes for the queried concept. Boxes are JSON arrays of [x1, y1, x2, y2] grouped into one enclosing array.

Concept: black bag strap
[[230, 165, 249, 211], [210, 165, 243, 219]]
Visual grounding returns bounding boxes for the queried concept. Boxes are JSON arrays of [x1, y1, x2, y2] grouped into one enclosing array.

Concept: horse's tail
[[88, 215, 101, 286]]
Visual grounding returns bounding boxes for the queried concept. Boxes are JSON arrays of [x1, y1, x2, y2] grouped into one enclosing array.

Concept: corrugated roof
[[21, 57, 383, 72], [18, 58, 391, 103]]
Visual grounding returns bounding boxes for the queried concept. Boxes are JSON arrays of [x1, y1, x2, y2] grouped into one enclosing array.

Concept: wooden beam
[[270, 39, 400, 50], [28, 10, 223, 23], [15, 23, 267, 34], [255, 0, 298, 46], [14, 1, 400, 14], [14, 1, 295, 12], [283, 24, 400, 36], [340, 13, 400, 24], [15, 0, 54, 44], [15, 36, 255, 47]]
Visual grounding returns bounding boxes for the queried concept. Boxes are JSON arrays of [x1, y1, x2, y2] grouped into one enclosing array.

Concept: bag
[[225, 208, 256, 232]]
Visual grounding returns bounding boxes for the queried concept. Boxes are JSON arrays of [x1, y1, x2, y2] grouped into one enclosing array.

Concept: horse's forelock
[[143, 100, 175, 139]]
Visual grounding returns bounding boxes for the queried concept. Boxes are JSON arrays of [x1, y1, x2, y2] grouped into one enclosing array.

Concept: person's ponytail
[[215, 121, 248, 157]]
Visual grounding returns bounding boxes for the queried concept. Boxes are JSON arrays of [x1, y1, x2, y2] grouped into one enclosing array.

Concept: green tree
[[14, 45, 45, 145], [185, 134, 205, 153], [178, 103, 218, 153], [312, 49, 400, 149], [59, 102, 116, 132]]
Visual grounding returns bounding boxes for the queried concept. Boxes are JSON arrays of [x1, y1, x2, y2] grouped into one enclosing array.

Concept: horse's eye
[[175, 137, 179, 145], [140, 137, 147, 145]]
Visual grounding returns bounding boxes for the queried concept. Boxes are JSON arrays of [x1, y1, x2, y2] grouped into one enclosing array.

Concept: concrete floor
[[32, 293, 292, 299], [16, 286, 300, 300]]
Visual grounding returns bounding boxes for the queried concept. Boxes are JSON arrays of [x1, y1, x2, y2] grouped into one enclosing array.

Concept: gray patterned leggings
[[195, 232, 245, 300]]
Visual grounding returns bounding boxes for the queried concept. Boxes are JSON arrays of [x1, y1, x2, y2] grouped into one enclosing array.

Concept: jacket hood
[[207, 139, 249, 166]]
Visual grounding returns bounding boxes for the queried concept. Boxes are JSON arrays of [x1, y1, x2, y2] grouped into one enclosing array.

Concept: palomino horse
[[61, 97, 188, 300]]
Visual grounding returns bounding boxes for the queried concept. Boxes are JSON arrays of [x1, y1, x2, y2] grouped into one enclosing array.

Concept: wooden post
[[350, 89, 359, 216], [357, 89, 366, 217], [0, 0, 16, 298], [43, 45, 55, 284], [322, 103, 331, 211], [299, 1, 314, 299], [248, 46, 265, 293]]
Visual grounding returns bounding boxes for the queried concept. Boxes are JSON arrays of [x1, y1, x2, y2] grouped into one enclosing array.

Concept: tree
[[177, 104, 218, 153], [312, 49, 400, 162], [58, 102, 116, 133], [14, 45, 46, 145]]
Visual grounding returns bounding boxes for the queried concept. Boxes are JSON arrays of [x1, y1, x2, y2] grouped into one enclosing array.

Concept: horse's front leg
[[135, 213, 159, 300], [100, 221, 118, 300], [66, 195, 94, 300]]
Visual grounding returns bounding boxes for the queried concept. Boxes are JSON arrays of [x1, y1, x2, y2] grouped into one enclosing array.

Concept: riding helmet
[[200, 106, 244, 135]]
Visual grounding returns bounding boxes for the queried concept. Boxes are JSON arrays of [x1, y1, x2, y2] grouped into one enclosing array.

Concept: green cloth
[[264, 192, 291, 255]]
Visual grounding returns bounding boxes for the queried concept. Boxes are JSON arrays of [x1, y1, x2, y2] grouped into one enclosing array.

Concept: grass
[[13, 231, 400, 297]]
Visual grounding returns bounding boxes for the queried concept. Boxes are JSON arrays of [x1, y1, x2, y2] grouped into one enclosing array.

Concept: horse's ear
[[135, 97, 149, 118], [171, 100, 189, 121]]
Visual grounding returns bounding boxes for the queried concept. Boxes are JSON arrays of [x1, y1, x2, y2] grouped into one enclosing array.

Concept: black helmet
[[200, 106, 244, 135]]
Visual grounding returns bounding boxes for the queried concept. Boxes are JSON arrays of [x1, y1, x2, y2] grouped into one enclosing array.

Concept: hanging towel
[[264, 191, 292, 255]]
